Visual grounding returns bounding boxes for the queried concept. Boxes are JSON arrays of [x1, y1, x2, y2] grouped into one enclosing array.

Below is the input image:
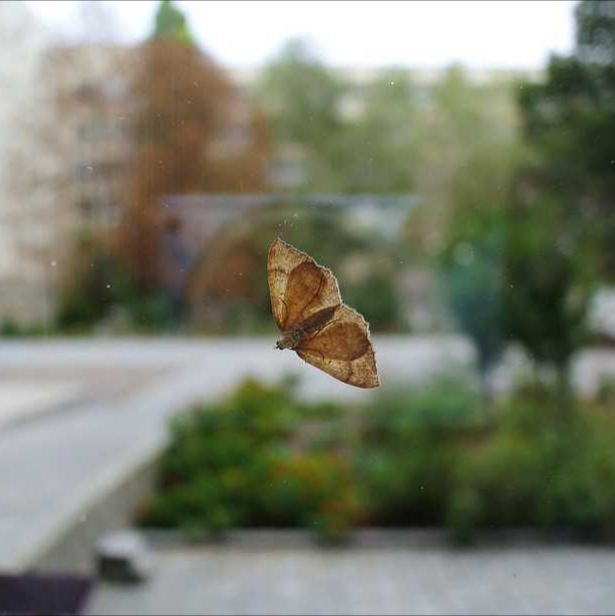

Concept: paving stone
[[85, 541, 615, 615]]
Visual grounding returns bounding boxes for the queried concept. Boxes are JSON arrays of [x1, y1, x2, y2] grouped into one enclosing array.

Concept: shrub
[[140, 374, 615, 544], [357, 376, 480, 526], [265, 452, 363, 542], [139, 378, 362, 541]]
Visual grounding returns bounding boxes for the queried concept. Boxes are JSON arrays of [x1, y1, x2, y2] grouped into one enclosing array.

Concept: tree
[[518, 0, 615, 277], [119, 0, 270, 291], [154, 0, 194, 43], [439, 230, 505, 396], [255, 39, 346, 191], [408, 65, 520, 258], [429, 65, 525, 389], [256, 41, 421, 194], [576, 0, 615, 64], [334, 69, 420, 193], [502, 193, 596, 415], [501, 0, 615, 409]]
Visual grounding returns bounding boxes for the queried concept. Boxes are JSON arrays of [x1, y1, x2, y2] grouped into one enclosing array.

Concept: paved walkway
[[0, 336, 473, 572], [0, 380, 83, 430], [86, 535, 615, 615]]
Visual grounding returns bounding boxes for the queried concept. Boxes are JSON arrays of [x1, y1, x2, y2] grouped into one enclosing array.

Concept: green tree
[[153, 0, 193, 44], [518, 0, 615, 277], [256, 39, 346, 191], [440, 231, 505, 394], [409, 65, 519, 257], [334, 69, 420, 193], [256, 40, 421, 193], [503, 0, 613, 409], [434, 67, 524, 387], [576, 0, 615, 64], [502, 193, 596, 416]]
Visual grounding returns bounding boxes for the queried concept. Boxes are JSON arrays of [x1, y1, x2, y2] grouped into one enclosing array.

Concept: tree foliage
[[153, 0, 194, 44], [518, 0, 615, 277], [255, 39, 420, 193], [502, 194, 595, 406]]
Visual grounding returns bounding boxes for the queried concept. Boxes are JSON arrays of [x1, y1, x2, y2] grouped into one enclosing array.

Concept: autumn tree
[[119, 0, 270, 291]]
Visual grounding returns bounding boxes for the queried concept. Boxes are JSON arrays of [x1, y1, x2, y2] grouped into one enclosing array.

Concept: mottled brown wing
[[296, 304, 380, 389], [267, 238, 341, 331]]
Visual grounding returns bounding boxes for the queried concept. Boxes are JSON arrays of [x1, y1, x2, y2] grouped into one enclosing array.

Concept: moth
[[268, 238, 380, 389]]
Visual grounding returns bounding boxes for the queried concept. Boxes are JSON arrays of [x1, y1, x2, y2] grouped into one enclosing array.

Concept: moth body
[[275, 306, 337, 351]]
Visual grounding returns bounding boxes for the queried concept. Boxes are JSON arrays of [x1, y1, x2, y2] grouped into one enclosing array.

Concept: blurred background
[[2, 1, 615, 614]]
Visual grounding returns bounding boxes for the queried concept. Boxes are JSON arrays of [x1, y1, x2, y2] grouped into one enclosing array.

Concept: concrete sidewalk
[[0, 381, 84, 430], [85, 534, 615, 615]]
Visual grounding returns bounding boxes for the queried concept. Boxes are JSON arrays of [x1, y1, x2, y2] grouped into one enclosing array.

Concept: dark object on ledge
[[0, 573, 93, 616], [95, 531, 152, 584]]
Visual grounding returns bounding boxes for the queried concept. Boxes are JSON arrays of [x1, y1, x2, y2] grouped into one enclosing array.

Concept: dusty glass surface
[[1, 1, 615, 614]]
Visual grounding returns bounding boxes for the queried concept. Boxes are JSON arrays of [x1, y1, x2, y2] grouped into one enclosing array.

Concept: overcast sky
[[26, 0, 578, 70]]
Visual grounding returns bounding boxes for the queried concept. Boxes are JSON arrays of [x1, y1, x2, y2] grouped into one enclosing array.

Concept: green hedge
[[138, 376, 615, 544]]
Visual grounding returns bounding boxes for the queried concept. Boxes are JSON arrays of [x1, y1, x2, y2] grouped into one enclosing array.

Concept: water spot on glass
[[454, 242, 475, 266], [557, 235, 573, 256], [106, 284, 111, 289]]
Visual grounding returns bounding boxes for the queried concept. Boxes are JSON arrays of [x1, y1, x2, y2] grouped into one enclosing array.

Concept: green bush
[[447, 389, 615, 543], [139, 378, 361, 541], [0, 319, 51, 338], [358, 376, 481, 526], [140, 374, 615, 544]]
